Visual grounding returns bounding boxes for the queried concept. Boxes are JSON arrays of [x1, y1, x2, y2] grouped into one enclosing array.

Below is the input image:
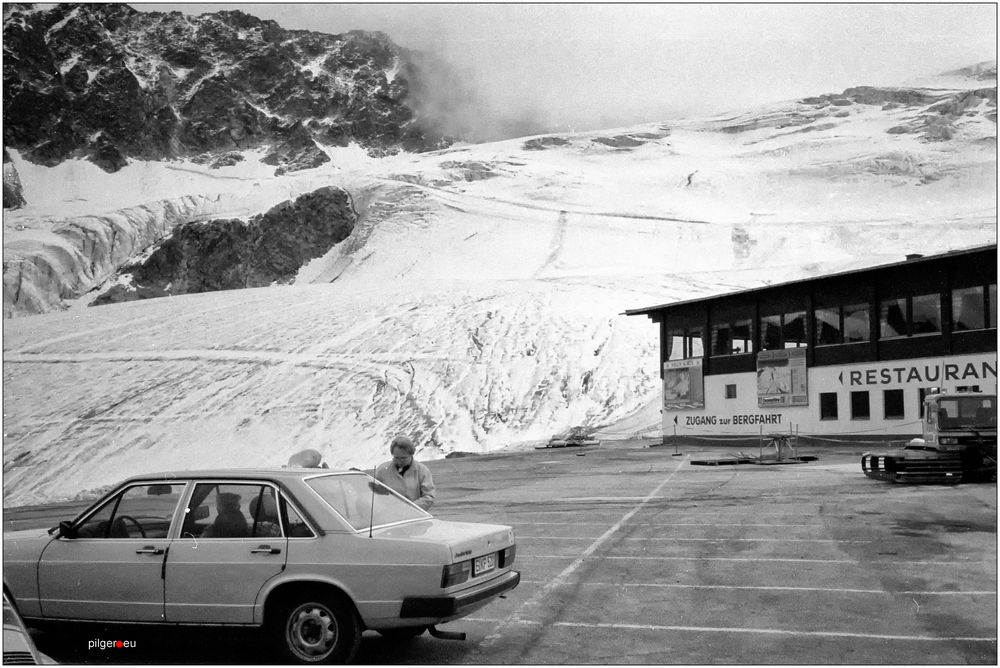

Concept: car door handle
[[250, 545, 281, 554], [136, 546, 164, 555]]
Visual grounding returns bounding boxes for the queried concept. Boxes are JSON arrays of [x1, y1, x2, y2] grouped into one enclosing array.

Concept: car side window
[[249, 487, 282, 538], [75, 484, 183, 539], [282, 498, 315, 538], [182, 484, 264, 539], [74, 497, 116, 538]]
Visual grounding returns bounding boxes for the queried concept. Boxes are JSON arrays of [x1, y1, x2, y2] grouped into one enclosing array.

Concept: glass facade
[[658, 252, 995, 379]]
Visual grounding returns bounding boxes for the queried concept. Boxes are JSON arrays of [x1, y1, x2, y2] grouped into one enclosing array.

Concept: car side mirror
[[55, 520, 77, 538], [190, 506, 209, 521]]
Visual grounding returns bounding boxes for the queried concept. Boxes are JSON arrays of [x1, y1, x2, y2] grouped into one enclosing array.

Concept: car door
[[37, 481, 186, 622], [164, 482, 287, 624]]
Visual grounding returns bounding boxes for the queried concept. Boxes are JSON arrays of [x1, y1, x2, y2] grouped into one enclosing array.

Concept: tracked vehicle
[[862, 389, 997, 484]]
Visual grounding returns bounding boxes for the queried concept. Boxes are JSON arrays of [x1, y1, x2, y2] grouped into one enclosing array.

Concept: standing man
[[375, 435, 436, 510]]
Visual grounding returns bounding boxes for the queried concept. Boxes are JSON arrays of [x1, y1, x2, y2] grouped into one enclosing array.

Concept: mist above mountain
[[2, 3, 523, 178]]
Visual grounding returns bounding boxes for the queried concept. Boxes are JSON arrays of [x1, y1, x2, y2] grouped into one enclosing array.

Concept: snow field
[[3, 80, 995, 505]]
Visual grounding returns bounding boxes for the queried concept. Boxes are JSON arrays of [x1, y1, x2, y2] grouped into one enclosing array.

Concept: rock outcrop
[[92, 186, 357, 305], [3, 148, 25, 208], [2, 4, 453, 178]]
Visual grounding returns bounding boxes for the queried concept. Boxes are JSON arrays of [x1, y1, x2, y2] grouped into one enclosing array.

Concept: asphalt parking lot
[[5, 439, 997, 664]]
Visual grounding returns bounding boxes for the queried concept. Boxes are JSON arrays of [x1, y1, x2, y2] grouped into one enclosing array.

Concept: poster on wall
[[663, 358, 704, 410], [757, 348, 808, 407]]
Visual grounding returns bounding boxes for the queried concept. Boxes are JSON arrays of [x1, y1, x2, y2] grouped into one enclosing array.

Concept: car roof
[[118, 468, 365, 484]]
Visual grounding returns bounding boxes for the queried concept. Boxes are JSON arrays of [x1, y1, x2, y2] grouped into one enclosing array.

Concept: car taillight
[[499, 545, 516, 567], [441, 560, 471, 588]]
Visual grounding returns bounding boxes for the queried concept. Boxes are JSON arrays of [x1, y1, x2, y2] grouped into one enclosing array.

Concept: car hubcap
[[287, 603, 338, 661]]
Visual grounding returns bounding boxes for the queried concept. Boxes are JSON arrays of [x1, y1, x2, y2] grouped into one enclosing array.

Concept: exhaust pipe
[[428, 625, 466, 641]]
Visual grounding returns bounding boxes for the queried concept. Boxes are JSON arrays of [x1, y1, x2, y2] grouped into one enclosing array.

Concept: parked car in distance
[[543, 426, 601, 449], [3, 469, 520, 663], [4, 591, 53, 664]]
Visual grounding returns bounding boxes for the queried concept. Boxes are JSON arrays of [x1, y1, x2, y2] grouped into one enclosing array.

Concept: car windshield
[[306, 473, 428, 531]]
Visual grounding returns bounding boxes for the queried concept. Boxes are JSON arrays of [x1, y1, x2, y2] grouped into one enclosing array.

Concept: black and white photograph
[[2, 2, 996, 664]]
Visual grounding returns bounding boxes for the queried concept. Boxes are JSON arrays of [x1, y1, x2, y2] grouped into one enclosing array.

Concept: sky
[[135, 3, 997, 132]]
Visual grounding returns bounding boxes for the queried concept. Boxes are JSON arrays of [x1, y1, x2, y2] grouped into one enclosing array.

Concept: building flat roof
[[624, 243, 997, 317]]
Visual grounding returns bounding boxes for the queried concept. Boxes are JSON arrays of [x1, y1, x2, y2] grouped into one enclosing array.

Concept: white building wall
[[662, 352, 997, 441]]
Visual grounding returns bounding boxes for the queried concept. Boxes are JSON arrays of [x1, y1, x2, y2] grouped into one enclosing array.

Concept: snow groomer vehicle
[[862, 388, 997, 483]]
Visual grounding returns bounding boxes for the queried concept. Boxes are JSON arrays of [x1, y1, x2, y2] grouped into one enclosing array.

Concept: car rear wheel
[[271, 595, 360, 664]]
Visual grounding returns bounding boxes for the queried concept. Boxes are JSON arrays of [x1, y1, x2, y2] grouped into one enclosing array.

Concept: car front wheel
[[271, 596, 361, 664]]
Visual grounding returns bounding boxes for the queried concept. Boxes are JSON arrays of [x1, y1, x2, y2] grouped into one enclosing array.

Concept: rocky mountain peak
[[2, 3, 454, 176]]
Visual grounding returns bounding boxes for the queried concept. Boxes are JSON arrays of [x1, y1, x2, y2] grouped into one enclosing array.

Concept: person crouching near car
[[375, 435, 436, 510]]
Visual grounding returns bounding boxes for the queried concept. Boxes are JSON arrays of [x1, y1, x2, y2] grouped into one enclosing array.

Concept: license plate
[[473, 553, 496, 576]]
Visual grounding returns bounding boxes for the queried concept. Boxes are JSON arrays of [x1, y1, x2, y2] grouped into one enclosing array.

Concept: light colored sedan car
[[3, 469, 519, 663]]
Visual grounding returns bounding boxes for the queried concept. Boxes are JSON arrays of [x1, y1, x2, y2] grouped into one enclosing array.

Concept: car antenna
[[368, 465, 377, 538]]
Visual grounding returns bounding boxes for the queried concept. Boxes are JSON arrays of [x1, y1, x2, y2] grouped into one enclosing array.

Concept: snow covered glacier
[[3, 65, 996, 505]]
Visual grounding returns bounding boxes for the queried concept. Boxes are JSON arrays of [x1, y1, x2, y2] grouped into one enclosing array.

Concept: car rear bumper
[[399, 570, 520, 618]]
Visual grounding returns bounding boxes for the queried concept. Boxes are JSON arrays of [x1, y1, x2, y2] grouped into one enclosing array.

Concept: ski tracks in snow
[[534, 211, 569, 278]]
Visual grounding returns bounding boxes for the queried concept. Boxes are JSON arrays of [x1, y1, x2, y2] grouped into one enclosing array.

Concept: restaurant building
[[625, 244, 997, 444]]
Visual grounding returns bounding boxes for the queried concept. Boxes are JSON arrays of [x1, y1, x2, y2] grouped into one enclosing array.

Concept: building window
[[725, 384, 737, 399], [668, 327, 705, 360], [814, 303, 870, 346], [880, 293, 942, 339], [814, 307, 840, 345], [711, 318, 754, 356], [880, 297, 908, 338], [760, 311, 807, 350], [820, 392, 838, 420], [952, 284, 997, 332], [711, 323, 732, 356], [732, 318, 754, 354], [851, 391, 870, 420], [884, 389, 905, 420], [910, 293, 941, 335], [687, 329, 704, 358], [952, 286, 985, 331], [783, 311, 807, 348], [990, 283, 997, 328], [843, 304, 870, 342]]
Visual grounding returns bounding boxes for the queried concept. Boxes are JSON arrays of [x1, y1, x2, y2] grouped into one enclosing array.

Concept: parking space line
[[524, 536, 873, 543], [520, 554, 989, 565], [463, 618, 996, 643], [515, 521, 828, 527], [508, 509, 824, 515], [513, 580, 997, 596], [551, 621, 998, 643], [469, 455, 690, 656]]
